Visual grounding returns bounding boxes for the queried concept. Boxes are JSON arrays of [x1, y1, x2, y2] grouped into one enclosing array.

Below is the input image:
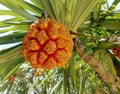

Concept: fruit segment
[[43, 40, 57, 55], [37, 30, 49, 45], [26, 39, 40, 50], [39, 51, 48, 64]]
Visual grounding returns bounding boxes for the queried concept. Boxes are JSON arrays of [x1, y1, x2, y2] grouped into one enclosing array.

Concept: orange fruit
[[8, 75, 15, 82], [22, 18, 74, 69], [110, 45, 120, 59]]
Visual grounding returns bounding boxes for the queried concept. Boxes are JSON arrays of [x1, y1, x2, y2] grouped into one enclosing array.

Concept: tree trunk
[[75, 38, 120, 89]]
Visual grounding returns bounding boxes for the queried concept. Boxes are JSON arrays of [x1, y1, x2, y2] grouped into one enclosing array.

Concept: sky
[[0, 0, 120, 50]]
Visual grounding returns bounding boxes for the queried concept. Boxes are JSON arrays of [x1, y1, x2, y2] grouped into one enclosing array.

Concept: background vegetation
[[0, 0, 120, 94]]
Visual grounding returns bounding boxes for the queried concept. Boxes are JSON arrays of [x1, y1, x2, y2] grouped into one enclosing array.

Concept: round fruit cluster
[[110, 45, 120, 59], [22, 18, 74, 69]]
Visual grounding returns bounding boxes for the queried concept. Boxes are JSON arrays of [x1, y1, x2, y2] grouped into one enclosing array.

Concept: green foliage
[[0, 0, 120, 94], [100, 21, 120, 30], [0, 33, 25, 44], [0, 0, 39, 21]]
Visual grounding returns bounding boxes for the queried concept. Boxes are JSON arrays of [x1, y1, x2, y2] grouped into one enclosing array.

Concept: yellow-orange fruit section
[[22, 18, 74, 70]]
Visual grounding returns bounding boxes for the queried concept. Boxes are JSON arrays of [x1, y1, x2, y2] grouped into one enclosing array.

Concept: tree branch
[[70, 31, 111, 38], [75, 38, 120, 89], [95, 87, 107, 94]]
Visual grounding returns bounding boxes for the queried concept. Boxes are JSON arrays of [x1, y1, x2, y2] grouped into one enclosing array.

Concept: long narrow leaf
[[49, 0, 61, 22], [0, 10, 18, 16], [100, 21, 120, 30], [69, 0, 100, 32], [0, 24, 27, 34], [40, 0, 56, 19], [17, 0, 43, 16], [0, 0, 38, 21], [108, 0, 120, 12], [0, 22, 12, 28], [0, 32, 25, 44], [31, 0, 44, 10], [0, 46, 22, 64], [0, 43, 21, 55]]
